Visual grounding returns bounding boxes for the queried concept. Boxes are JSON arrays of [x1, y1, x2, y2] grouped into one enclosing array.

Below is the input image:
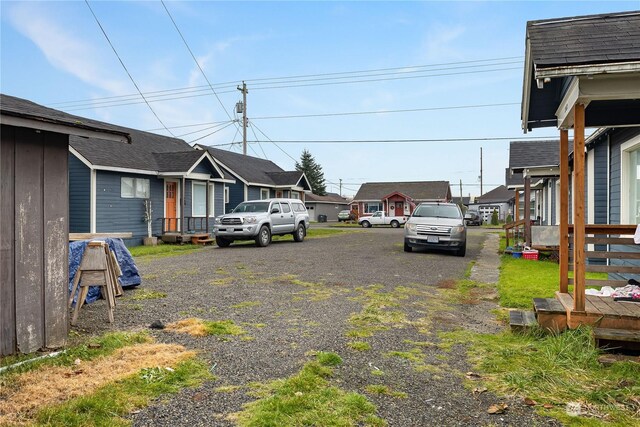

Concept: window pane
[[135, 179, 150, 198], [121, 177, 134, 198], [193, 183, 206, 216], [281, 203, 291, 213]]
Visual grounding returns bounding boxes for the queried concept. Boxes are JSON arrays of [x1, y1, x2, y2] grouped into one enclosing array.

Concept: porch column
[[205, 182, 210, 234], [181, 177, 186, 234], [514, 190, 519, 221], [573, 103, 586, 312], [559, 129, 569, 293], [524, 176, 531, 246]]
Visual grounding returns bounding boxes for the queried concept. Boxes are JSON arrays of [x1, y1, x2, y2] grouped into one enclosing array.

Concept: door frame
[[164, 179, 181, 231]]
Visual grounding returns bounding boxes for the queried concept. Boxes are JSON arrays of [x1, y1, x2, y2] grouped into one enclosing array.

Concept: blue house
[[70, 127, 231, 246], [196, 145, 312, 212]]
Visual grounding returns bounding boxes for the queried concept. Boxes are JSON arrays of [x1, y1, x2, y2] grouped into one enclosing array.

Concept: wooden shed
[[1, 94, 129, 356]]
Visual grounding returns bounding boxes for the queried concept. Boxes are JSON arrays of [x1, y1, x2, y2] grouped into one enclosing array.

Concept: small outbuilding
[[1, 94, 130, 355], [304, 192, 350, 221]]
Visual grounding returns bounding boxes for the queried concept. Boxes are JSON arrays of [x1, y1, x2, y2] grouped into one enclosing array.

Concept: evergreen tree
[[296, 149, 327, 195]]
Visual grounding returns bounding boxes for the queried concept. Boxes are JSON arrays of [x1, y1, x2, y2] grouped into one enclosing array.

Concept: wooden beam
[[573, 104, 586, 313], [69, 232, 133, 241], [514, 189, 519, 221], [524, 177, 531, 246], [559, 130, 569, 293]]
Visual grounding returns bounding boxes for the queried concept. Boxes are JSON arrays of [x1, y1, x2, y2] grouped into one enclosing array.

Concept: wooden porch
[[160, 216, 213, 245]]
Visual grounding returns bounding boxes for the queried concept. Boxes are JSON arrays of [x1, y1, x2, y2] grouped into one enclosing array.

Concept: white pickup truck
[[358, 211, 407, 228]]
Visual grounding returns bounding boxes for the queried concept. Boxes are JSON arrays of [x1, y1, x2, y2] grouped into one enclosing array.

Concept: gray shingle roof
[[505, 168, 524, 187], [509, 139, 574, 172], [200, 145, 305, 187], [528, 11, 640, 69], [353, 181, 451, 201], [1, 93, 129, 140], [306, 192, 348, 203], [153, 151, 208, 173], [476, 185, 514, 204]]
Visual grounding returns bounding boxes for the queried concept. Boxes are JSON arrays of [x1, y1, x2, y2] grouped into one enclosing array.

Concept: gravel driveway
[[75, 227, 558, 426]]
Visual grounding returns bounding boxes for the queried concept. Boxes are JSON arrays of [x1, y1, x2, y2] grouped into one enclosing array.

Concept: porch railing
[[503, 219, 528, 248], [160, 217, 211, 234], [566, 224, 640, 289]]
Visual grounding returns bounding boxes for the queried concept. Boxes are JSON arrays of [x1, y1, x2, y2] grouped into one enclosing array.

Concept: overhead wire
[[186, 121, 236, 144], [249, 122, 298, 163], [160, 0, 241, 136], [84, 0, 176, 136], [212, 136, 554, 145], [249, 121, 268, 159]]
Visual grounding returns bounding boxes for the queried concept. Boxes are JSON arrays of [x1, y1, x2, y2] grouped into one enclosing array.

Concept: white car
[[358, 211, 407, 228]]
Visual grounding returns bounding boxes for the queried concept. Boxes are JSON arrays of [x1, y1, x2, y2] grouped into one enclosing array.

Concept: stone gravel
[[73, 227, 560, 426]]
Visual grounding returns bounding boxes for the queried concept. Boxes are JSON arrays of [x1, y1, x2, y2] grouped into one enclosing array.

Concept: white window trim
[[191, 182, 215, 217], [261, 188, 270, 200], [224, 186, 230, 204], [121, 177, 150, 199], [587, 149, 595, 225], [620, 133, 640, 224]]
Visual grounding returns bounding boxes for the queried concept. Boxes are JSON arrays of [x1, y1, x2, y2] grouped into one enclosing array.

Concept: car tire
[[255, 226, 271, 247], [215, 236, 231, 248], [404, 242, 412, 252], [456, 242, 466, 257], [293, 223, 305, 242], [361, 220, 371, 228], [390, 220, 399, 228]]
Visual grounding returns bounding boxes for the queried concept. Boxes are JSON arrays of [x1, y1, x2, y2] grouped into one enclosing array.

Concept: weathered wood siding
[[1, 124, 69, 355], [68, 153, 91, 233]]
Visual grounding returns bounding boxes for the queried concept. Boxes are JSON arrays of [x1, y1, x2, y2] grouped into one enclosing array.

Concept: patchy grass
[[165, 318, 246, 337], [439, 327, 640, 427], [347, 341, 372, 351], [236, 352, 385, 426], [347, 285, 410, 339], [128, 244, 204, 258], [0, 333, 210, 426], [231, 301, 261, 310], [365, 384, 408, 399], [129, 289, 167, 300]]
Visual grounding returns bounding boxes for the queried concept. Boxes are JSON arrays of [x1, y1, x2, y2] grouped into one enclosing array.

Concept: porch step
[[509, 310, 537, 332], [190, 234, 214, 245], [593, 328, 640, 351], [533, 298, 567, 332]]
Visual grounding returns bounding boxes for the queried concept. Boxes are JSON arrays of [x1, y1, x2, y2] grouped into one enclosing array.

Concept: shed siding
[[95, 171, 164, 245], [69, 154, 91, 233], [1, 125, 69, 355]]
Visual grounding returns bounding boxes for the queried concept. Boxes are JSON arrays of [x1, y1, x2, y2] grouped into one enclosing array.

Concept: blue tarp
[[69, 238, 141, 305]]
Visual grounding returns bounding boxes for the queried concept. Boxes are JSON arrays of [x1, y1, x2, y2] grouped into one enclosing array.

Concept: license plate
[[427, 236, 439, 243]]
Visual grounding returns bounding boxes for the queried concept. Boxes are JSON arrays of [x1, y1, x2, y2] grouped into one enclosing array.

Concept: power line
[[161, 0, 239, 131], [176, 120, 235, 138], [212, 136, 553, 145], [84, 0, 175, 137], [186, 121, 236, 144], [249, 121, 268, 159], [249, 122, 298, 163]]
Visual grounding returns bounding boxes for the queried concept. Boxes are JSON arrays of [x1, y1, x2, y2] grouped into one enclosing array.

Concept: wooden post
[[181, 177, 186, 234], [559, 129, 569, 293], [205, 182, 210, 234], [514, 190, 520, 221], [573, 104, 586, 313], [524, 176, 531, 246]]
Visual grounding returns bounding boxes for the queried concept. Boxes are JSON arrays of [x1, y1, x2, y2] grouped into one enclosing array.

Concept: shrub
[[491, 209, 499, 225]]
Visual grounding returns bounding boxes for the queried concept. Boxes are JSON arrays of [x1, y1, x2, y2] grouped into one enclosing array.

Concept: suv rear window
[[412, 204, 461, 219], [292, 202, 306, 212]]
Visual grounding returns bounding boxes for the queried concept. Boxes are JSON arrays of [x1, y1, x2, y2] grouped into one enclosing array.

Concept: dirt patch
[[0, 343, 195, 425], [166, 318, 210, 336], [436, 279, 457, 289]]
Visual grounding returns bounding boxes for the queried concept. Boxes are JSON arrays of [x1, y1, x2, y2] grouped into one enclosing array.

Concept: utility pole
[[459, 179, 463, 203], [237, 81, 248, 155], [339, 179, 343, 197], [480, 147, 483, 196]]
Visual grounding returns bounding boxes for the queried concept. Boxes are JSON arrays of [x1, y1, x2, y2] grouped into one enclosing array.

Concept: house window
[[121, 177, 149, 198], [192, 182, 214, 217], [224, 187, 230, 204], [365, 202, 382, 213], [261, 189, 270, 200], [291, 192, 300, 199], [629, 148, 640, 224]]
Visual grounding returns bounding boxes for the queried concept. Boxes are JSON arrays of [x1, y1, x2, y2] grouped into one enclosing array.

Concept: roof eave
[[535, 61, 640, 80], [521, 36, 533, 134]]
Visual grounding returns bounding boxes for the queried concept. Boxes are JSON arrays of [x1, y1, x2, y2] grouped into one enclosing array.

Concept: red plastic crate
[[522, 249, 539, 260]]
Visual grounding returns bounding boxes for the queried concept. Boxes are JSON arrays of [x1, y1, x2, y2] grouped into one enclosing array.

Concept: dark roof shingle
[[476, 185, 514, 203], [353, 181, 450, 201]]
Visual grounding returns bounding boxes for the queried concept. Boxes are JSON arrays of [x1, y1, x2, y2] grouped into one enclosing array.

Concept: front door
[[395, 202, 404, 215], [166, 182, 177, 231]]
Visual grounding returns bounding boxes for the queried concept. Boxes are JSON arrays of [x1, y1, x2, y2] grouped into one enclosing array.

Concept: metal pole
[[480, 147, 483, 196]]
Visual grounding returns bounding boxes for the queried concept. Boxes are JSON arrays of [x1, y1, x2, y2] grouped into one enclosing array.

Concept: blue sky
[[2, 1, 638, 197]]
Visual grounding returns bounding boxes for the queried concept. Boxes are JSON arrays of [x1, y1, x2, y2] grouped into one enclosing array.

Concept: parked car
[[404, 202, 466, 256], [464, 210, 483, 226], [358, 211, 407, 228], [337, 210, 355, 222], [213, 198, 310, 247]]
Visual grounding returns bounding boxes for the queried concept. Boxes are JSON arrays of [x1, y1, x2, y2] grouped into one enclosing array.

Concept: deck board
[[557, 292, 640, 319]]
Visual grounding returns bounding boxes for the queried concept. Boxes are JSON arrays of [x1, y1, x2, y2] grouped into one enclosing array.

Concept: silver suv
[[213, 198, 310, 248], [404, 202, 466, 257]]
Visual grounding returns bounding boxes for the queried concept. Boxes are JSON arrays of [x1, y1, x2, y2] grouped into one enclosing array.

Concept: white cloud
[[421, 24, 466, 62], [8, 3, 128, 94]]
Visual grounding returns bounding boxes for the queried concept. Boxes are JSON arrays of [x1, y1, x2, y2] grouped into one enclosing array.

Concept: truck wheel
[[390, 220, 399, 228], [215, 236, 231, 248], [255, 226, 271, 247], [361, 220, 371, 228], [404, 242, 412, 252], [293, 223, 305, 242]]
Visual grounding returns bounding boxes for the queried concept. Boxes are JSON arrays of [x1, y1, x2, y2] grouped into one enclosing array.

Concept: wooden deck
[[555, 292, 640, 331]]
